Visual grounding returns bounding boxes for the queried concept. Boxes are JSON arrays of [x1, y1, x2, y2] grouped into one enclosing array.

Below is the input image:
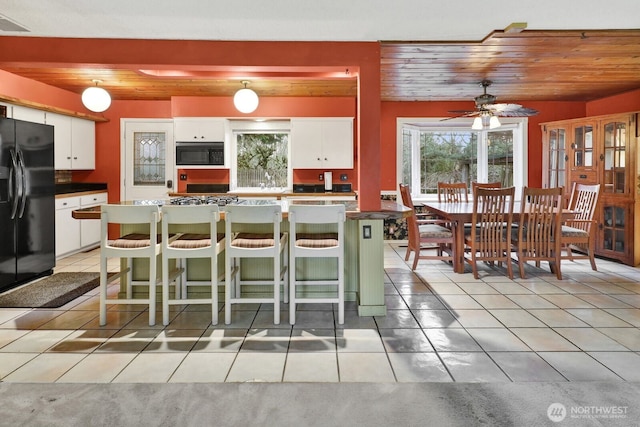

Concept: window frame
[[396, 117, 528, 201], [228, 120, 292, 191]]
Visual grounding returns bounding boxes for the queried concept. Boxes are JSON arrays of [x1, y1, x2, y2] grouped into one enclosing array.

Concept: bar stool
[[224, 204, 288, 325], [161, 205, 225, 326], [288, 204, 345, 325], [99, 204, 167, 326]]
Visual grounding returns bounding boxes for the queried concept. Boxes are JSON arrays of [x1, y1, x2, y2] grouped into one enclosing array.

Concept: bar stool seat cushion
[[110, 233, 152, 248], [169, 233, 224, 249], [231, 232, 284, 248], [295, 233, 339, 248]]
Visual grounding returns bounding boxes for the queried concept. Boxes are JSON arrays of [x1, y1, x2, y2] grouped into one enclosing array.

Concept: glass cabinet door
[[599, 202, 631, 258], [602, 120, 627, 194], [546, 127, 566, 188], [573, 124, 593, 168]]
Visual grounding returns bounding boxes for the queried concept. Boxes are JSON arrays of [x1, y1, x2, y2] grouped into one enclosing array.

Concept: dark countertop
[[72, 200, 410, 220], [55, 182, 107, 195]]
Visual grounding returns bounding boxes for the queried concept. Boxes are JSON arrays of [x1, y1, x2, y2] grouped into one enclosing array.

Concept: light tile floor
[[1, 244, 639, 383]]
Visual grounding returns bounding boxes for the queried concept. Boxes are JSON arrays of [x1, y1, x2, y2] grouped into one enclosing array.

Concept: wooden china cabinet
[[542, 112, 640, 266]]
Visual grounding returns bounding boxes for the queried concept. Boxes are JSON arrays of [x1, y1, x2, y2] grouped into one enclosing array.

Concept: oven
[[175, 141, 225, 166]]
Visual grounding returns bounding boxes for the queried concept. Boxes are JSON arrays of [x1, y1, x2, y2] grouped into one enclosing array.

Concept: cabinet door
[[12, 105, 46, 124], [291, 119, 323, 168], [600, 117, 629, 195], [597, 199, 632, 262], [174, 118, 225, 141], [542, 124, 569, 189], [321, 119, 353, 168], [570, 121, 597, 184], [70, 118, 96, 169], [80, 193, 107, 247], [46, 113, 73, 169], [55, 198, 81, 258]]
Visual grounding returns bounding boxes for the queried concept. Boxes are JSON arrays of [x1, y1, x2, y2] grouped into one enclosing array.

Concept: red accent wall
[[586, 89, 640, 116], [1, 37, 381, 210]]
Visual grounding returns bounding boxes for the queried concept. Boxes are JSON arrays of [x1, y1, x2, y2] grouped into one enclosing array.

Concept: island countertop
[[72, 199, 410, 220]]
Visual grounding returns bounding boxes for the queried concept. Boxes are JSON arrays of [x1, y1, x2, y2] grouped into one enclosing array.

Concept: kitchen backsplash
[[55, 170, 73, 183]]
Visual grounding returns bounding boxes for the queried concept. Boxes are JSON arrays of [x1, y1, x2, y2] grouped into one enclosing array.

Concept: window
[[229, 120, 291, 191], [398, 118, 527, 199]]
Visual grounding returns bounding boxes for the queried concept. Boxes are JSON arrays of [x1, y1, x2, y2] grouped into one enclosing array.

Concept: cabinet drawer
[[571, 170, 597, 184], [55, 197, 80, 210], [80, 193, 107, 206]]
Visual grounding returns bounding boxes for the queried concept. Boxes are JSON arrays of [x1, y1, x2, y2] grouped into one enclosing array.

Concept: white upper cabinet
[[174, 118, 226, 141], [291, 118, 354, 169], [11, 105, 46, 123], [46, 112, 96, 170]]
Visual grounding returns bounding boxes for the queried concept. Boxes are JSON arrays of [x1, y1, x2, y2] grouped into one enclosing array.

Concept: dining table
[[420, 201, 574, 274]]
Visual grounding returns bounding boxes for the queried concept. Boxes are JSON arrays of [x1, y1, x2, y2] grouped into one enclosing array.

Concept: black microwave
[[176, 141, 225, 166]]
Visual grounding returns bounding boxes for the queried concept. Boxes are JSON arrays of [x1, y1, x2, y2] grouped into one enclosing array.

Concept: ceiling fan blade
[[440, 111, 479, 121], [486, 103, 539, 117]]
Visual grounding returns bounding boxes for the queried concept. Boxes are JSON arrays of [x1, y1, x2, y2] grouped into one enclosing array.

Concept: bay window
[[397, 118, 528, 199]]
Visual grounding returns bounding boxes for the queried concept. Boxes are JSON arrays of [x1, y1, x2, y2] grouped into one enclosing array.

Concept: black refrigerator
[[0, 117, 55, 293]]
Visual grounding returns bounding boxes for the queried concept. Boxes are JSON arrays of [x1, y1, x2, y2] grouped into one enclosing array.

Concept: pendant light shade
[[471, 116, 483, 130], [233, 81, 259, 113], [489, 115, 501, 129], [82, 80, 111, 113]]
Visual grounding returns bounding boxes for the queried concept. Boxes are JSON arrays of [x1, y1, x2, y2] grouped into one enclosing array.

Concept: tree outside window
[[236, 133, 288, 188], [400, 120, 522, 198]]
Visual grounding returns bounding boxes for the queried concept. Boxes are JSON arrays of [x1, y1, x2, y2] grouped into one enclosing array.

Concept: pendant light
[[233, 81, 259, 113], [82, 80, 111, 113]]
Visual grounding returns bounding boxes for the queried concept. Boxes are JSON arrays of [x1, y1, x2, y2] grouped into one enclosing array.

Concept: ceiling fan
[[444, 80, 538, 129]]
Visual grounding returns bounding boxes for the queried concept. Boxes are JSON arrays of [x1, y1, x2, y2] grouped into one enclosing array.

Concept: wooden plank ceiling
[[2, 30, 640, 104]]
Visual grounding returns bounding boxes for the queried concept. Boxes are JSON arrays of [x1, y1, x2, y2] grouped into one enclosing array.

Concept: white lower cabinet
[[55, 192, 107, 258], [80, 193, 107, 247]]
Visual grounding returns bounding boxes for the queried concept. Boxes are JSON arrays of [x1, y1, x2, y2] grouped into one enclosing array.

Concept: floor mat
[[0, 272, 107, 308]]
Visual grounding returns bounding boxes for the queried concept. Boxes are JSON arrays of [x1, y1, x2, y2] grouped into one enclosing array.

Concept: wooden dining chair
[[511, 186, 564, 280], [471, 181, 502, 192], [399, 184, 455, 270], [464, 187, 515, 279], [437, 182, 468, 203], [560, 183, 600, 271]]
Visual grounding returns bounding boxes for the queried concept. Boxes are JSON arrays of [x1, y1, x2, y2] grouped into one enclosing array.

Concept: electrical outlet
[[319, 173, 324, 181], [363, 225, 372, 239]]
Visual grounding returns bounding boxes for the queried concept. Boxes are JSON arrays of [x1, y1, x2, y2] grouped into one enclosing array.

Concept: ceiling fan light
[[233, 81, 259, 113], [489, 115, 501, 129], [471, 117, 483, 130], [81, 84, 111, 113]]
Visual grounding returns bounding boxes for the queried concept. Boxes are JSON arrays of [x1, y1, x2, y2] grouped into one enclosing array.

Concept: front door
[[122, 120, 175, 201]]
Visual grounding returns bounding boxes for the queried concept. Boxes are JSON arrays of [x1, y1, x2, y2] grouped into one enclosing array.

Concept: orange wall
[[3, 36, 638, 202], [1, 36, 382, 210], [586, 88, 640, 116]]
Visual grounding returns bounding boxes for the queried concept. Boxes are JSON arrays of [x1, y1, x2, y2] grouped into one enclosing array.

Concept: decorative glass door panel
[[123, 120, 175, 202], [546, 127, 566, 188], [133, 132, 165, 186], [573, 124, 593, 168], [602, 121, 627, 194], [600, 204, 627, 255]]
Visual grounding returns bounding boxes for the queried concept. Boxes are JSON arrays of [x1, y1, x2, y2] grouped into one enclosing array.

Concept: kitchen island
[[75, 199, 410, 317]]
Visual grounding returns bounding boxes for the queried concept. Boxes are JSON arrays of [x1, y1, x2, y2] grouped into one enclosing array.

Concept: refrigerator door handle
[[9, 149, 21, 220], [16, 150, 27, 219]]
